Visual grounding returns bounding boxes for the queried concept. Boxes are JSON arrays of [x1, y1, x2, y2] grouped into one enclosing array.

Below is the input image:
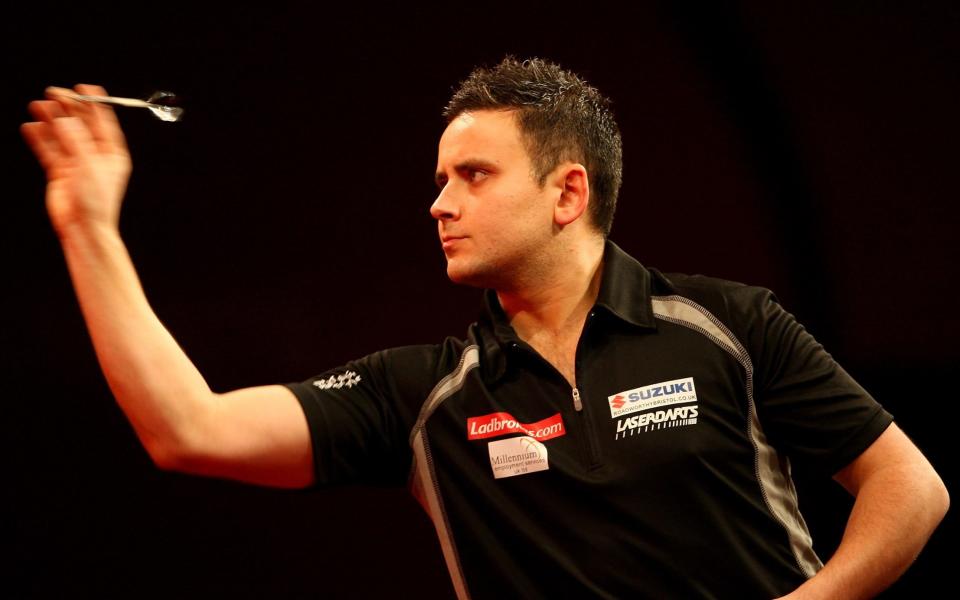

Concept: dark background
[[2, 2, 957, 597]]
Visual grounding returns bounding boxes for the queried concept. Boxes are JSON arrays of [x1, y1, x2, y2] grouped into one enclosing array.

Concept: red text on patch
[[467, 412, 566, 442]]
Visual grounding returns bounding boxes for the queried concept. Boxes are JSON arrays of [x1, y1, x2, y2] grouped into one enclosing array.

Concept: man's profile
[[21, 57, 948, 599]]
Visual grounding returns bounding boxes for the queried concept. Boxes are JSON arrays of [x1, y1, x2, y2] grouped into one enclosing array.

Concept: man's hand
[[21, 85, 131, 237]]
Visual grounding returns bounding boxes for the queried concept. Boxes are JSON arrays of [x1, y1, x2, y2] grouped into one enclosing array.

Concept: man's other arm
[[777, 423, 948, 600], [21, 85, 313, 489]]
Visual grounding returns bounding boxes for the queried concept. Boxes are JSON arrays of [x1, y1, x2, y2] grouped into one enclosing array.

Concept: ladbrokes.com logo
[[467, 412, 565, 442]]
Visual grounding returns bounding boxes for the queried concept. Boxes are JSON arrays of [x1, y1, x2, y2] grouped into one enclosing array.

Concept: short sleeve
[[734, 287, 894, 476], [284, 349, 426, 487]]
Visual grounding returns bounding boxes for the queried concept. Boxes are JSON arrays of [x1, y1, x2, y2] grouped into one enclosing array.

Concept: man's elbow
[[900, 455, 951, 542], [925, 465, 950, 525], [137, 422, 214, 475], [143, 436, 196, 473], [141, 431, 316, 489]]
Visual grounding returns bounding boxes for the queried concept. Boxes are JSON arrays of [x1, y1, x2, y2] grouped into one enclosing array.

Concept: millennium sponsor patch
[[488, 436, 549, 479], [467, 412, 565, 442], [607, 377, 697, 419]]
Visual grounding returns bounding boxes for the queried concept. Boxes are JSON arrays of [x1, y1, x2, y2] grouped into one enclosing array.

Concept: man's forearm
[[60, 221, 216, 465], [779, 427, 949, 599]]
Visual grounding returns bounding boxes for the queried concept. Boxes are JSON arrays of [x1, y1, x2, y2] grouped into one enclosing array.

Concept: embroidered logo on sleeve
[[312, 370, 362, 390], [488, 436, 549, 479]]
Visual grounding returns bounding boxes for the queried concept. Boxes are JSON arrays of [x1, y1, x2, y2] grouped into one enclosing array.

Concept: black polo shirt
[[286, 241, 892, 600]]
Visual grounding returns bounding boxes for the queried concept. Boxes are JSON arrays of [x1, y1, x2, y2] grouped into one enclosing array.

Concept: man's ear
[[553, 163, 590, 227]]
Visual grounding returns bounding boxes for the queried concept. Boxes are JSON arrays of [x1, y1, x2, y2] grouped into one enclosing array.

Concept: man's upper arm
[[168, 384, 315, 489], [832, 422, 941, 497], [167, 346, 433, 490]]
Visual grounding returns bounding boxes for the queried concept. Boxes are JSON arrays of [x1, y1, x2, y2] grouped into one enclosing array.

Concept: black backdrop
[[3, 2, 957, 598]]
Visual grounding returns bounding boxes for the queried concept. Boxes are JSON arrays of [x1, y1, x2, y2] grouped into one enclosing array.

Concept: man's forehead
[[437, 109, 524, 161], [446, 108, 518, 132]]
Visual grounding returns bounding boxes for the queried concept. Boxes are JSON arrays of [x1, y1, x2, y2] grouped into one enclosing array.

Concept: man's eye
[[468, 170, 488, 182]]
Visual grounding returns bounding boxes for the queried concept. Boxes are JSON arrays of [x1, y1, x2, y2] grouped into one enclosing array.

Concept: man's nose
[[430, 185, 460, 221]]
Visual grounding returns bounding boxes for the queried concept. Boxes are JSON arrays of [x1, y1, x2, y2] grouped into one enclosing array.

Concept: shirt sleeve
[[284, 347, 435, 487], [732, 286, 893, 476]]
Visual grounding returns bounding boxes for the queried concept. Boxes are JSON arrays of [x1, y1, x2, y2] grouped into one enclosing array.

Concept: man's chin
[[445, 262, 493, 288]]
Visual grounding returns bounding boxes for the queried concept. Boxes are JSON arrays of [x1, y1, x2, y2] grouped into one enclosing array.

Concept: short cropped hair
[[444, 57, 623, 237]]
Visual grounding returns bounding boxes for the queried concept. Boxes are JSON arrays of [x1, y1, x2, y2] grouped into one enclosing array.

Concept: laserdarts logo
[[607, 377, 697, 419], [615, 406, 699, 440]]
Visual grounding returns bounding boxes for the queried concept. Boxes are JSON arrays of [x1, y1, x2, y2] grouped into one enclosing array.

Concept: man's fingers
[[27, 83, 130, 171], [45, 85, 125, 155], [54, 87, 96, 124], [28, 99, 67, 123], [51, 116, 98, 160], [21, 121, 64, 171], [74, 84, 128, 153], [25, 100, 69, 170]]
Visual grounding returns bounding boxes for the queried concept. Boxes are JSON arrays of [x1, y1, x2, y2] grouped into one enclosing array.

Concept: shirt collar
[[594, 239, 657, 328], [476, 239, 656, 383]]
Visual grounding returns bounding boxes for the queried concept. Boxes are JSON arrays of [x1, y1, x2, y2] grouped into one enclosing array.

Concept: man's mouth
[[441, 235, 466, 251]]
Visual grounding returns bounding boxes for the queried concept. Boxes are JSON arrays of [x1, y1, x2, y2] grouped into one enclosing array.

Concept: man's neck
[[497, 238, 605, 342]]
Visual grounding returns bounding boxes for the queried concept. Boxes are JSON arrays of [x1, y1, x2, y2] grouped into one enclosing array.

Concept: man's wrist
[[56, 218, 122, 245]]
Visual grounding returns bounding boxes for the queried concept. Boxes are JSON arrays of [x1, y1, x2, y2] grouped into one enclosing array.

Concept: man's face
[[431, 110, 557, 288]]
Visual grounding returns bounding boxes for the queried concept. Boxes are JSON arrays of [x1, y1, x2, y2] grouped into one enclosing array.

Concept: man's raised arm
[[21, 85, 314, 489]]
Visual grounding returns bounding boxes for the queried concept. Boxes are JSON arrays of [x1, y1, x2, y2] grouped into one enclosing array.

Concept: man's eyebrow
[[435, 159, 498, 187]]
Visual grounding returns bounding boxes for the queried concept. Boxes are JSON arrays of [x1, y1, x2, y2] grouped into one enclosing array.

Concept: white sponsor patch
[[487, 436, 549, 479], [607, 377, 697, 419]]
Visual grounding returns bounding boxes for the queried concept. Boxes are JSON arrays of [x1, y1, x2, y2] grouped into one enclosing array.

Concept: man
[[22, 58, 948, 599]]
